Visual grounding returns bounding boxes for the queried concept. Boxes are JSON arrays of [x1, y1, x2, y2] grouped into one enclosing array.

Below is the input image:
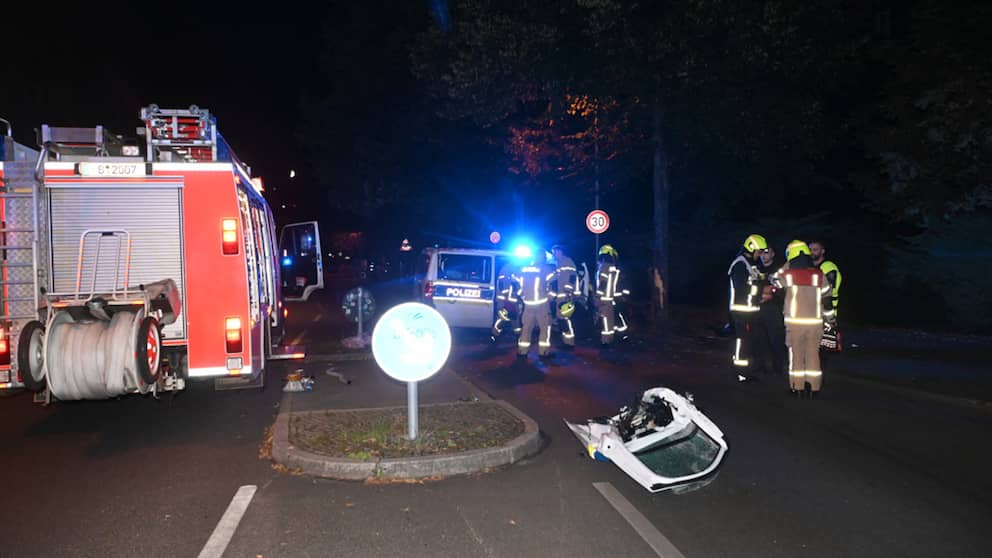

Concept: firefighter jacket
[[727, 253, 761, 313], [818, 260, 842, 320], [517, 264, 556, 306], [496, 263, 519, 304], [554, 255, 578, 300], [596, 264, 629, 302], [777, 267, 832, 326]]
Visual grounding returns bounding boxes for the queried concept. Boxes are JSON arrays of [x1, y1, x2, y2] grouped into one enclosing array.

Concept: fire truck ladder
[[141, 104, 218, 162], [0, 158, 45, 379]]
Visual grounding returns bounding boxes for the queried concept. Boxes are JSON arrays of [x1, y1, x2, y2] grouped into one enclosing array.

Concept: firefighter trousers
[[519, 303, 552, 356], [730, 311, 754, 369], [786, 324, 823, 391], [556, 303, 575, 346], [597, 299, 627, 344], [492, 316, 509, 337], [492, 302, 521, 338]]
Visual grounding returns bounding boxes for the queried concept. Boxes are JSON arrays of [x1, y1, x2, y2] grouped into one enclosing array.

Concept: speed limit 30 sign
[[586, 210, 610, 234]]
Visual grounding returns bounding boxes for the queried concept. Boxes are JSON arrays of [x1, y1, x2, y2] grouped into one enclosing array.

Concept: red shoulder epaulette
[[784, 268, 825, 287]]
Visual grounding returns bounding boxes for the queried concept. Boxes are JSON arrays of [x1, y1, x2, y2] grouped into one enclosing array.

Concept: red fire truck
[[0, 105, 323, 401]]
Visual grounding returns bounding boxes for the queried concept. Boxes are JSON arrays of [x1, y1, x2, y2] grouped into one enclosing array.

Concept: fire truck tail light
[[0, 328, 9, 367], [225, 317, 243, 353], [222, 219, 239, 255]]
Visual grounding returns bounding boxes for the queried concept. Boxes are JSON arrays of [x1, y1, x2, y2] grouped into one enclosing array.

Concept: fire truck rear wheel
[[17, 320, 47, 392], [136, 316, 162, 385]]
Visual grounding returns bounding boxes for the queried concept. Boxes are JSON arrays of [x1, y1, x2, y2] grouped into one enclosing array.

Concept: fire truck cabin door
[[279, 221, 324, 302]]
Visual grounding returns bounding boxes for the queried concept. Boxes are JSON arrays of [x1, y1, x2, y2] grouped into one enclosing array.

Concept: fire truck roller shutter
[[47, 184, 186, 340], [43, 308, 162, 400]]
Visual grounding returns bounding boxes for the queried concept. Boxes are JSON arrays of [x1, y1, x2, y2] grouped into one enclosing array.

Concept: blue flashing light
[[281, 256, 293, 266], [513, 244, 533, 260]]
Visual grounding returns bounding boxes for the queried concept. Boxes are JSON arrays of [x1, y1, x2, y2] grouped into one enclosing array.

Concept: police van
[[413, 247, 515, 329]]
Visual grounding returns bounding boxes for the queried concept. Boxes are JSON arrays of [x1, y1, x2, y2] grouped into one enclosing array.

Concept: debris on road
[[565, 387, 728, 493], [325, 368, 352, 384], [282, 369, 313, 392]]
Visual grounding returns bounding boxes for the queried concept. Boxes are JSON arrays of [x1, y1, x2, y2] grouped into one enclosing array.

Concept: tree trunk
[[651, 96, 670, 320]]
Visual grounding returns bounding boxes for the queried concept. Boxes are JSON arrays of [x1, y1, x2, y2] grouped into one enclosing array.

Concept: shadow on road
[[481, 358, 548, 388]]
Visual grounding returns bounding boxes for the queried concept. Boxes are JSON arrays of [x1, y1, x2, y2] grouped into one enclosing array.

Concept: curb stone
[[271, 400, 541, 480], [305, 352, 373, 363]]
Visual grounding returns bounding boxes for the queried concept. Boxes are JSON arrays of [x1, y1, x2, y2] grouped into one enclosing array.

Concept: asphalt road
[[1, 290, 990, 557]]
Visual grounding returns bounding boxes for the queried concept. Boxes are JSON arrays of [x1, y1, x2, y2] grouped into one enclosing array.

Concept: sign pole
[[357, 286, 364, 339], [408, 381, 418, 440], [371, 302, 451, 444]]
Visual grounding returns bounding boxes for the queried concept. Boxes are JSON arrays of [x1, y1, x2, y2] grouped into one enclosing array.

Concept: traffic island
[[270, 400, 541, 480]]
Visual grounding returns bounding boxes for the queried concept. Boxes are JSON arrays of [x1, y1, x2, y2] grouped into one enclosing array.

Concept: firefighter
[[753, 245, 786, 377], [809, 240, 842, 351], [517, 252, 556, 357], [777, 240, 832, 398], [551, 244, 578, 347], [491, 259, 522, 342], [595, 244, 630, 345], [727, 234, 766, 380]]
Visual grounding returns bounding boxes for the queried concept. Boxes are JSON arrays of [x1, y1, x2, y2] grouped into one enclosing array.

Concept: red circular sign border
[[586, 210, 610, 234]]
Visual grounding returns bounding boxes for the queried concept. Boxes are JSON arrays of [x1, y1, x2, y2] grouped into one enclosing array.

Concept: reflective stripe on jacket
[[596, 265, 628, 301], [517, 265, 555, 305], [780, 268, 831, 325], [728, 255, 760, 313]]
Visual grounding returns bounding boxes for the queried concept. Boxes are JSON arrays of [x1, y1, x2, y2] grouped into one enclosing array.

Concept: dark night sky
[[2, 4, 327, 190], [5, 2, 990, 331]]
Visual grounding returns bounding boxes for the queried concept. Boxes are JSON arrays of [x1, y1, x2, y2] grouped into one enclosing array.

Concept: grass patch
[[289, 402, 525, 460]]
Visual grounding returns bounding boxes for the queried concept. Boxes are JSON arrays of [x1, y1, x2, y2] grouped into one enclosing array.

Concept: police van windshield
[[438, 253, 491, 283]]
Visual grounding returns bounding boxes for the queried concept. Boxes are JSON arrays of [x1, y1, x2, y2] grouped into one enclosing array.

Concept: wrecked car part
[[565, 387, 728, 493]]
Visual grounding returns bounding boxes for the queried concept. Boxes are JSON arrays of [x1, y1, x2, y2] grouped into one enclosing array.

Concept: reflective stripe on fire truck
[[188, 365, 254, 378]]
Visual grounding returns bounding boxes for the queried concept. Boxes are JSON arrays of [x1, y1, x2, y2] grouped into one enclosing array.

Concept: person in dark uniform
[[751, 246, 786, 377]]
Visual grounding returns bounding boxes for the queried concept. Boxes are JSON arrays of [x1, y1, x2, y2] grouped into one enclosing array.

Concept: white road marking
[[198, 485, 257, 558], [312, 313, 323, 323], [593, 482, 686, 558]]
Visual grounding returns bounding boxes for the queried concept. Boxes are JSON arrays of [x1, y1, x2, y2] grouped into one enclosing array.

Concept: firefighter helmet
[[559, 301, 576, 318], [599, 244, 618, 259], [743, 234, 768, 253], [786, 239, 811, 261]]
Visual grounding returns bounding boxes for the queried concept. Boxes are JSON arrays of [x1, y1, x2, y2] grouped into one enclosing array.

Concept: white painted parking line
[[198, 485, 257, 558], [312, 313, 323, 323], [593, 482, 686, 558]]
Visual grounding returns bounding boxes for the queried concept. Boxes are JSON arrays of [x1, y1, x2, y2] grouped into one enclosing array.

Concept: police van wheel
[[17, 320, 47, 392], [136, 316, 162, 385]]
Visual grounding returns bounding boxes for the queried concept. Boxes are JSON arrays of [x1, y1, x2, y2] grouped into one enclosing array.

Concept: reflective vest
[[818, 260, 842, 318]]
